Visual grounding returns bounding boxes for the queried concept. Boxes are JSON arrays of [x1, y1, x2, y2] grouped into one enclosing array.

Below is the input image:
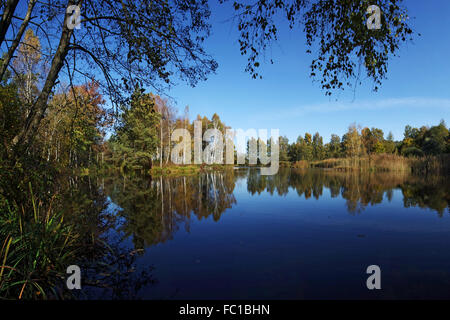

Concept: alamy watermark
[[66, 4, 382, 31], [66, 5, 81, 30], [367, 5, 382, 30], [66, 263, 382, 291], [63, 2, 382, 175], [66, 265, 81, 290], [366, 265, 381, 290], [171, 121, 279, 175]]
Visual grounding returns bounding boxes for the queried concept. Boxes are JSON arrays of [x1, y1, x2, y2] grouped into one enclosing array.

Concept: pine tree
[[113, 89, 160, 171]]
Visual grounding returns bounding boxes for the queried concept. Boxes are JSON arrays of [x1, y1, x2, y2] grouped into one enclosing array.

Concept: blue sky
[[165, 1, 450, 143]]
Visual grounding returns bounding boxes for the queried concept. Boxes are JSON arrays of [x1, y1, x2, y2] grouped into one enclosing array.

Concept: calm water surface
[[100, 168, 450, 299]]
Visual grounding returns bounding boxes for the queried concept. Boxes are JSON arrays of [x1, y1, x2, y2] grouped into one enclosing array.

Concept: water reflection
[[72, 168, 450, 299], [105, 171, 237, 249], [105, 169, 449, 251], [244, 169, 449, 215], [57, 175, 156, 299]]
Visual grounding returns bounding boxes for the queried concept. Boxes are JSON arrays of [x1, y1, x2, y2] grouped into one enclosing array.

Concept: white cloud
[[264, 97, 450, 120]]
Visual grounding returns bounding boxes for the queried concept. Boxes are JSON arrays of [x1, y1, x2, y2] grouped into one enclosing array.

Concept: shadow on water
[[50, 175, 157, 299]]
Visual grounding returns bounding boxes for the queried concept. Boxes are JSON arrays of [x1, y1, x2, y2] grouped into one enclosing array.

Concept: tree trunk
[[11, 0, 77, 152], [0, 0, 37, 81], [160, 119, 163, 167], [0, 0, 20, 47]]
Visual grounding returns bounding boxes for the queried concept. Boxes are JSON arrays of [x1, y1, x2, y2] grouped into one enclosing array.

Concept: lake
[[91, 168, 450, 299]]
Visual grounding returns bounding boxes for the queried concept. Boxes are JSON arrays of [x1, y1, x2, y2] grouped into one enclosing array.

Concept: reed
[[292, 160, 309, 169], [149, 164, 232, 176], [0, 183, 78, 300], [308, 154, 449, 174]]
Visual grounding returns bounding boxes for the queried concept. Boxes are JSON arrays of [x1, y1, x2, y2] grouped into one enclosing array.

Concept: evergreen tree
[[384, 131, 396, 154], [112, 89, 160, 171], [327, 134, 342, 158]]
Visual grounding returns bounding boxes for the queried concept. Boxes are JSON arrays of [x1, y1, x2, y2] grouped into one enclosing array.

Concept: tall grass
[[149, 164, 233, 176], [0, 183, 78, 299], [308, 154, 449, 174], [292, 160, 309, 169]]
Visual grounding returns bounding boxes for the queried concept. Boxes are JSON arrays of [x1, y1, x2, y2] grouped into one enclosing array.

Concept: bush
[[402, 147, 424, 157]]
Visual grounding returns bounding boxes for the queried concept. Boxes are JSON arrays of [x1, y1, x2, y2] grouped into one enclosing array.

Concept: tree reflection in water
[[104, 168, 448, 253], [57, 175, 156, 299], [73, 168, 448, 298], [245, 168, 449, 216], [105, 171, 237, 250]]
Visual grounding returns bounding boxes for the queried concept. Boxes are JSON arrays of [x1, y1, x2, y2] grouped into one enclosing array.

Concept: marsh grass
[[149, 164, 232, 176], [0, 183, 78, 300], [292, 160, 309, 169], [308, 154, 449, 174]]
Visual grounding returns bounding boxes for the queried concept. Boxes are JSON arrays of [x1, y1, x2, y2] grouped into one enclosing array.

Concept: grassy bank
[[292, 154, 449, 174], [149, 164, 233, 176], [99, 154, 449, 176]]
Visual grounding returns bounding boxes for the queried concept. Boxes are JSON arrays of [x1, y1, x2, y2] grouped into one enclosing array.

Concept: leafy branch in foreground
[[225, 0, 415, 94]]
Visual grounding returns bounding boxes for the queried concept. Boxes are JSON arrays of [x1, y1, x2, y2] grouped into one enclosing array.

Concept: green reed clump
[[0, 183, 79, 300]]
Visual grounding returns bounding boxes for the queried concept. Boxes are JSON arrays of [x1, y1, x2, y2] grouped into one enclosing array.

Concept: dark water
[[98, 168, 450, 299]]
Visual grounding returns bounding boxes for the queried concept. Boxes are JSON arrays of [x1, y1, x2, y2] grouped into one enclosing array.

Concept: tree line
[[279, 121, 449, 163], [1, 29, 448, 174]]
